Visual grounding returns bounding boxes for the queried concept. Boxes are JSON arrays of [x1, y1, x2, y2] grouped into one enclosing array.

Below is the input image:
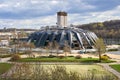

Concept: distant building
[[0, 40, 9, 46], [0, 28, 37, 46], [0, 32, 17, 40]]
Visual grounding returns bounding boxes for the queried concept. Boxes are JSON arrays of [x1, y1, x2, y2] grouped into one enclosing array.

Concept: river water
[[107, 51, 120, 55]]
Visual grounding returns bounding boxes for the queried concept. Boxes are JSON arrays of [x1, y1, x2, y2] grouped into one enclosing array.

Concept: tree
[[94, 38, 106, 62], [44, 42, 52, 56], [53, 41, 60, 56], [63, 41, 70, 57], [24, 42, 35, 57], [11, 38, 19, 54]]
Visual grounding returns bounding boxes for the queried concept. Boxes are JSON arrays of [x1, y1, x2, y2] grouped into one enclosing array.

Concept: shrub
[[0, 54, 12, 58], [88, 57, 92, 59], [101, 55, 109, 60], [39, 56, 48, 58], [107, 48, 118, 51], [48, 55, 56, 58], [105, 54, 110, 56], [75, 55, 82, 59], [103, 54, 111, 59], [58, 55, 64, 59], [11, 54, 21, 61], [68, 55, 74, 57], [24, 50, 31, 54]]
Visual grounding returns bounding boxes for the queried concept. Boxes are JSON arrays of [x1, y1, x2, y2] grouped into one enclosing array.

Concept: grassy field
[[0, 63, 117, 80], [31, 64, 117, 79], [15, 57, 115, 63], [41, 64, 107, 74], [0, 63, 13, 75], [110, 64, 120, 72]]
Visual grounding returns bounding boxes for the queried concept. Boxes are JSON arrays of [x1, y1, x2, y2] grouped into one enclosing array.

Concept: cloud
[[0, 0, 96, 19], [0, 0, 120, 29], [0, 3, 8, 8], [0, 14, 57, 29], [0, 0, 119, 19], [69, 5, 120, 25]]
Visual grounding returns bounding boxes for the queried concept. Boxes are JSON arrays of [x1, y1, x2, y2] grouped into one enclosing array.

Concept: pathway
[[0, 57, 11, 63], [98, 60, 120, 80]]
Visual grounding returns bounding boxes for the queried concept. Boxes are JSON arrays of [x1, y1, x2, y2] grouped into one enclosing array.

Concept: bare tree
[[53, 41, 60, 56], [14, 31, 27, 54], [23, 42, 35, 57], [47, 42, 53, 55], [44, 42, 52, 56], [63, 41, 70, 57]]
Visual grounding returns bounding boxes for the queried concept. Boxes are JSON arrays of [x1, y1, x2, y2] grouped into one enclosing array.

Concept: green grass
[[0, 63, 13, 75], [42, 64, 107, 73], [0, 54, 12, 58], [107, 48, 119, 52], [14, 57, 114, 63], [0, 53, 26, 58], [110, 64, 120, 72], [1, 64, 117, 80]]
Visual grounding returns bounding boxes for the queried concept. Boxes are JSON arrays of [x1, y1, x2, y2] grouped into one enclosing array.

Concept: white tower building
[[57, 11, 67, 27]]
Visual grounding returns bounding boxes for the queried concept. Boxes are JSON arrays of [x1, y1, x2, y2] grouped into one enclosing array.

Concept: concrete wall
[[57, 12, 67, 27]]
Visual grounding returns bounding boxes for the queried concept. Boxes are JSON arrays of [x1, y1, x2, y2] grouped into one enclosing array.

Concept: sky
[[0, 0, 120, 29]]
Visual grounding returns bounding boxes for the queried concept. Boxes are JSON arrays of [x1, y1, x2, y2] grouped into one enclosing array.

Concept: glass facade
[[28, 27, 98, 50]]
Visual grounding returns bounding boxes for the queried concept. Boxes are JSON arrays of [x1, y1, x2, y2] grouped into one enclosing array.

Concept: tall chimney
[[57, 11, 67, 27]]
